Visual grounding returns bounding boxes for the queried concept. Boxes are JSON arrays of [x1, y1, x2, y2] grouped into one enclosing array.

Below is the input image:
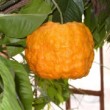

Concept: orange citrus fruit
[[25, 22, 94, 79]]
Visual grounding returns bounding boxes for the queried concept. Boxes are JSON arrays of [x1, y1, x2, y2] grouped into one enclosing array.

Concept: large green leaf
[[0, 57, 22, 110], [52, 0, 84, 23], [10, 61, 33, 110], [19, 0, 51, 14], [0, 14, 48, 38], [0, 57, 33, 110]]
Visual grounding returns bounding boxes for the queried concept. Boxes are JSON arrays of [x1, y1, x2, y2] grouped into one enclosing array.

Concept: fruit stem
[[51, 0, 64, 24]]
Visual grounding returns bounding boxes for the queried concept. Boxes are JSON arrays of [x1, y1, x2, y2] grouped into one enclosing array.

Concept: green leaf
[[2, 37, 26, 47], [105, 16, 110, 33], [34, 103, 46, 110], [96, 0, 110, 25], [0, 14, 48, 38], [35, 77, 70, 109], [45, 0, 53, 6], [19, 0, 51, 14], [73, 0, 84, 14], [47, 86, 56, 100], [11, 61, 33, 110], [84, 1, 108, 48], [93, 25, 106, 48], [84, 3, 97, 32], [0, 36, 26, 57], [55, 93, 64, 103], [33, 97, 47, 110], [105, 16, 110, 42], [22, 64, 31, 74], [34, 97, 45, 104], [7, 46, 24, 57], [52, 0, 84, 23], [0, 57, 21, 110], [0, 57, 33, 110]]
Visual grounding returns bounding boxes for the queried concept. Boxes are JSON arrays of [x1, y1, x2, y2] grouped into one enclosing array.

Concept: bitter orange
[[25, 21, 94, 79]]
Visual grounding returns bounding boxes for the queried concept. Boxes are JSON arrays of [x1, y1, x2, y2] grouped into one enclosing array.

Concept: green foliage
[[0, 36, 26, 57], [0, 14, 49, 38], [11, 61, 33, 110], [84, 0, 110, 48], [0, 0, 110, 110], [52, 0, 84, 23], [7, 46, 24, 57], [19, 0, 51, 14], [0, 56, 33, 110], [0, 0, 51, 57], [33, 77, 70, 110], [0, 57, 22, 110], [0, 14, 47, 58], [105, 16, 110, 42]]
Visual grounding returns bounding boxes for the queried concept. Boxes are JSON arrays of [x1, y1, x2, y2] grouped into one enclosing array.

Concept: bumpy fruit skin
[[25, 22, 94, 79]]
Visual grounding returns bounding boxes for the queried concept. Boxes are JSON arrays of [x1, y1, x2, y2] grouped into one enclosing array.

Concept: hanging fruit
[[25, 21, 94, 79]]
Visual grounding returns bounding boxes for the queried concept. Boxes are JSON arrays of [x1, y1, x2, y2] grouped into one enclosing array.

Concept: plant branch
[[0, 0, 29, 14], [0, 44, 9, 58]]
